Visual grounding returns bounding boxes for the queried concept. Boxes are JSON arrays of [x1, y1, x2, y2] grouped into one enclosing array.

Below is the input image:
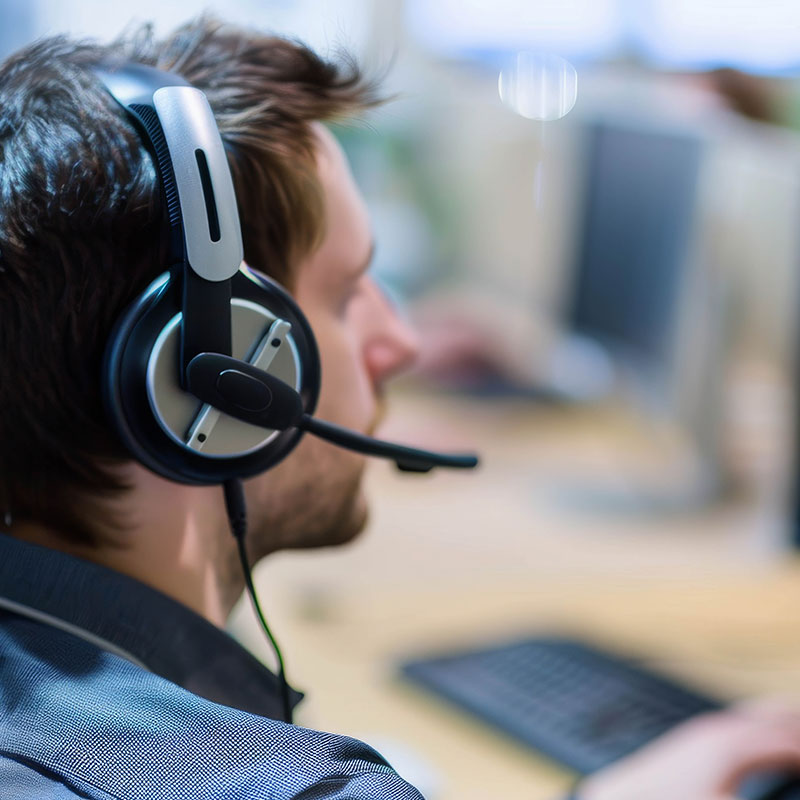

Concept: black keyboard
[[401, 636, 800, 800]]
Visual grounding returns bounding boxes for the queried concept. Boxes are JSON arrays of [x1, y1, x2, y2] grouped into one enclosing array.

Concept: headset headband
[[96, 64, 239, 381]]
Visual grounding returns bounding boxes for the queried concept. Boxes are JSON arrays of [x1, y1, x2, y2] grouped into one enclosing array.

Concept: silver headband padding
[[153, 86, 243, 282]]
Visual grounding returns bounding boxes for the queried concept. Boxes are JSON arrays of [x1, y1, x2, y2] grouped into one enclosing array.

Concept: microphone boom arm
[[185, 351, 480, 473], [298, 414, 479, 473]]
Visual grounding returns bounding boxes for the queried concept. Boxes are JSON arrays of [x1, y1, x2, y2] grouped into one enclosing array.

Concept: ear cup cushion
[[103, 267, 320, 484]]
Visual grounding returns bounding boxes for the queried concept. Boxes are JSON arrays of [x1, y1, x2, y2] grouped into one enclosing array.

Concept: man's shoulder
[[0, 613, 424, 799]]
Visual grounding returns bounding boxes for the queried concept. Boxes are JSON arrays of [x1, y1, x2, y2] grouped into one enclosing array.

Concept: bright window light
[[27, 0, 369, 57], [406, 0, 622, 61], [633, 0, 800, 73]]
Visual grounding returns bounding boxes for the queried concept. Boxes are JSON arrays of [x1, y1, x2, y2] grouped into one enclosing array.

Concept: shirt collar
[[0, 532, 302, 719]]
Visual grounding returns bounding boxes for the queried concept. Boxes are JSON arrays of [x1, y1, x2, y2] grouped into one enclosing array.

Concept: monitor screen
[[568, 121, 704, 373]]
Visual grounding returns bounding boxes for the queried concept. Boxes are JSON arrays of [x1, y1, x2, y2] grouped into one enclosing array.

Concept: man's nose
[[363, 283, 421, 386]]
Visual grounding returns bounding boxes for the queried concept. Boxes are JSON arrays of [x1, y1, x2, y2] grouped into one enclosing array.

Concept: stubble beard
[[243, 399, 387, 561], [244, 444, 370, 560]]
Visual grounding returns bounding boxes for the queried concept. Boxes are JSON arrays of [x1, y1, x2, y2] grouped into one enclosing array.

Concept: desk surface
[[230, 389, 800, 800]]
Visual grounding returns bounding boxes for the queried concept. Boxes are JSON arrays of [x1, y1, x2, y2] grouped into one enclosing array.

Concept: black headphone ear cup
[[103, 267, 320, 485]]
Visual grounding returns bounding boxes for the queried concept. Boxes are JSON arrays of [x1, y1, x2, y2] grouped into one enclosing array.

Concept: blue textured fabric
[[0, 753, 106, 799], [0, 533, 301, 720], [0, 534, 424, 799], [0, 612, 424, 799]]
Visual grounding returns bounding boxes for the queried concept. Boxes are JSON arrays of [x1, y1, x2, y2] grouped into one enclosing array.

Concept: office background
[[5, 1, 800, 797]]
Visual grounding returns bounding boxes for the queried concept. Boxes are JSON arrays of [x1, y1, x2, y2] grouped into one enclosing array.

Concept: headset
[[96, 63, 478, 484], [94, 62, 479, 723]]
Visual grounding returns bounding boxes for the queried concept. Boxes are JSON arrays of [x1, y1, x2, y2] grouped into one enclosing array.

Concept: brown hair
[[0, 18, 380, 544]]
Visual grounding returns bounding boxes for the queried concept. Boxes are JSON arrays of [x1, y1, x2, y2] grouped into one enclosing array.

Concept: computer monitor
[[566, 118, 705, 403], [546, 115, 732, 509]]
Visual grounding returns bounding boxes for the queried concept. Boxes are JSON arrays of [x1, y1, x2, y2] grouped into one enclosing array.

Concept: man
[[1, 17, 800, 800]]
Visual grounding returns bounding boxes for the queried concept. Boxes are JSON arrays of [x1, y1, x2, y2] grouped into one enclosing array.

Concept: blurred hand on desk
[[580, 706, 800, 800]]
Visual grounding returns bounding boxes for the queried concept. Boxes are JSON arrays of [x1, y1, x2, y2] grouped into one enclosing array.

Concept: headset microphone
[[185, 351, 479, 473], [298, 416, 478, 473]]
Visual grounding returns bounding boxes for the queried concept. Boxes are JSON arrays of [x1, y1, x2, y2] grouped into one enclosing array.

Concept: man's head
[[0, 19, 418, 559]]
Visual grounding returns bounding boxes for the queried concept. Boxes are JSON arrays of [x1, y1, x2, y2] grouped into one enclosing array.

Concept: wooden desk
[[229, 390, 800, 800]]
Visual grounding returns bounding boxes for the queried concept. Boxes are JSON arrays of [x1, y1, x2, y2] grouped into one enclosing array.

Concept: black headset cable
[[223, 478, 292, 724]]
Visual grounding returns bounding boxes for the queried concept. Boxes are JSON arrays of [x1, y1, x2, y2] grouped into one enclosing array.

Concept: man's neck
[[9, 467, 242, 627]]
